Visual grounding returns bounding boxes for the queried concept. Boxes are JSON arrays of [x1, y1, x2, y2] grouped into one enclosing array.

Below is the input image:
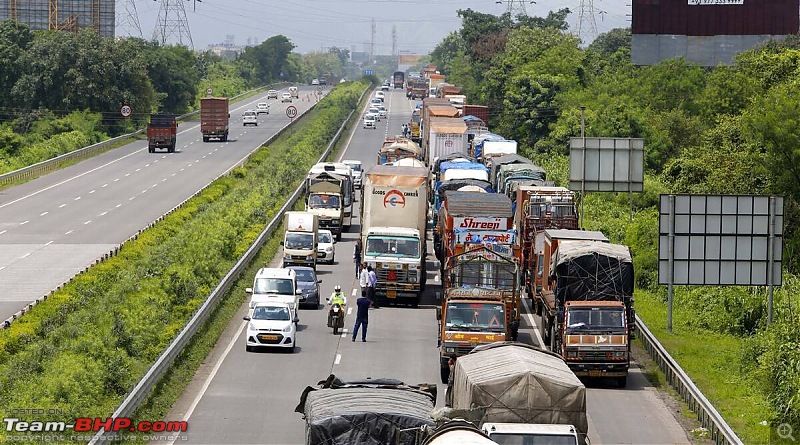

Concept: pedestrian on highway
[[352, 288, 371, 342], [367, 265, 379, 308], [353, 239, 362, 278], [359, 261, 369, 293]]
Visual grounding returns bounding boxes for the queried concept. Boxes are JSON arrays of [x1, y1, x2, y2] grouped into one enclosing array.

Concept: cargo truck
[[462, 104, 490, 124], [200, 97, 229, 142], [147, 113, 177, 153], [437, 244, 520, 383], [306, 170, 346, 240], [378, 137, 423, 165], [447, 342, 589, 445], [427, 117, 468, 166], [393, 71, 405, 89], [310, 163, 354, 232], [361, 165, 428, 306], [281, 211, 319, 269], [289, 86, 299, 98], [538, 231, 634, 387]]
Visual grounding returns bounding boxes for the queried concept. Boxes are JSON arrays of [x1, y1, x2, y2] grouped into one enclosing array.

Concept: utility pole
[[577, 0, 598, 42], [153, 0, 194, 48], [496, 0, 531, 17], [391, 25, 397, 59], [370, 19, 376, 60], [116, 0, 143, 38]]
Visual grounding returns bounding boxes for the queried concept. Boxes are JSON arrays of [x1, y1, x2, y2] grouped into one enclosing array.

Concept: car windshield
[[253, 278, 294, 295], [308, 194, 341, 209], [445, 302, 505, 332], [291, 269, 315, 282], [365, 236, 420, 258], [318, 232, 332, 243], [285, 232, 314, 250], [252, 306, 290, 321]]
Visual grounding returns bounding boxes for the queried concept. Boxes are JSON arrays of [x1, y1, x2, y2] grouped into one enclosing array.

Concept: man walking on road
[[359, 262, 369, 293], [352, 289, 371, 342], [367, 265, 379, 308]]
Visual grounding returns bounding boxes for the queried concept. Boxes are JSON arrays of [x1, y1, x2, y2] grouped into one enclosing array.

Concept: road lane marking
[[99, 211, 108, 216], [84, 220, 91, 225], [74, 196, 81, 200], [114, 178, 120, 182], [0, 266, 4, 271], [351, 289, 357, 297], [521, 297, 545, 348], [21, 252, 31, 259], [102, 184, 108, 188], [65, 230, 73, 235], [129, 197, 135, 201], [44, 241, 52, 246], [59, 204, 66, 208], [334, 354, 341, 365], [40, 212, 48, 216], [125, 173, 131, 177], [145, 163, 151, 167], [20, 220, 29, 225], [347, 307, 353, 315], [0, 230, 6, 235], [135, 168, 141, 172], [116, 204, 122, 208]]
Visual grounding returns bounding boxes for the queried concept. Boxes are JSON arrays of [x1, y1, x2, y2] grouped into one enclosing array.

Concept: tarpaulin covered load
[[489, 153, 533, 186], [449, 343, 588, 439], [296, 375, 436, 445], [552, 240, 634, 304]]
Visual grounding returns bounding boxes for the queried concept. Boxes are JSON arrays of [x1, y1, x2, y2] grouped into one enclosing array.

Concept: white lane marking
[[129, 197, 135, 201], [347, 307, 353, 315], [59, 204, 66, 208], [44, 241, 53, 246], [116, 204, 122, 208], [89, 190, 96, 194], [21, 252, 31, 259], [65, 230, 74, 235], [114, 178, 120, 182], [40, 212, 48, 216], [0, 266, 4, 271], [162, 178, 168, 182], [180, 168, 185, 172], [84, 220, 92, 225], [145, 163, 151, 167], [99, 211, 108, 216], [171, 173, 177, 176], [351, 289, 357, 297], [521, 297, 545, 348], [141, 189, 148, 194], [135, 168, 141, 172], [102, 183, 108, 188], [334, 354, 341, 365], [0, 230, 6, 235], [170, 321, 246, 445], [202, 155, 207, 159], [74, 196, 81, 201], [20, 220, 29, 225], [125, 173, 131, 177]]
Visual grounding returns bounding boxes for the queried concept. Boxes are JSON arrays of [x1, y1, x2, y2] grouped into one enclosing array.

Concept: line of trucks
[[146, 97, 231, 152]]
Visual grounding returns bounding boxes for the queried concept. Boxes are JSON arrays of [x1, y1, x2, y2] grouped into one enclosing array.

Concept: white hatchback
[[244, 302, 296, 352], [242, 110, 258, 126], [363, 115, 376, 129], [316, 229, 336, 264], [368, 106, 381, 121]]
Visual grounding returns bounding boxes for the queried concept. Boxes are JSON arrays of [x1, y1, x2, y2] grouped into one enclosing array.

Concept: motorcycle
[[327, 303, 345, 335]]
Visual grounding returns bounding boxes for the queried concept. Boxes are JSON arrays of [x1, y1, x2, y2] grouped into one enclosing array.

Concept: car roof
[[252, 301, 291, 309], [342, 160, 362, 165], [318, 229, 333, 234], [255, 267, 296, 279]]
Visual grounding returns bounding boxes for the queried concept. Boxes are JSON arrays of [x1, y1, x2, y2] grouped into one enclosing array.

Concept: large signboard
[[658, 195, 783, 286], [569, 137, 644, 192], [452, 217, 510, 231]]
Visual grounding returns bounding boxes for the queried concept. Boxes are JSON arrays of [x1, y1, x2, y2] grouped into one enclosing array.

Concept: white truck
[[281, 211, 319, 269], [427, 117, 468, 167], [309, 163, 355, 234], [246, 267, 302, 323], [360, 165, 429, 306]]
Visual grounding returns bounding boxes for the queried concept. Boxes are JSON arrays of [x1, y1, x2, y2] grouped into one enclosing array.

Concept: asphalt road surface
[[0, 86, 319, 323], [164, 88, 693, 445]]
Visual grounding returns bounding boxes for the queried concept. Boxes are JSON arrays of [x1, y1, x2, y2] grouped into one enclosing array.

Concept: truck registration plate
[[386, 290, 397, 298], [259, 334, 278, 341], [589, 370, 602, 377]]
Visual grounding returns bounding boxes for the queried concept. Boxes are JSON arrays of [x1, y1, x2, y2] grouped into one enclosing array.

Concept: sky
[[123, 0, 631, 55]]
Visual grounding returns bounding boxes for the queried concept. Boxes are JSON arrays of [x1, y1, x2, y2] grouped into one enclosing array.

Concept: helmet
[[334, 285, 341, 292]]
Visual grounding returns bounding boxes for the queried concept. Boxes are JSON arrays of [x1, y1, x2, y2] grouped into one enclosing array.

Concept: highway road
[[0, 86, 320, 323], [165, 88, 693, 445]]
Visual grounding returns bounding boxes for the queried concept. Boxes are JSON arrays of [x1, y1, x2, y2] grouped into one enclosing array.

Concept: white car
[[381, 84, 390, 91], [368, 106, 381, 121], [363, 115, 376, 129], [342, 160, 363, 188], [247, 267, 301, 323], [266, 90, 278, 99], [281, 92, 292, 103], [377, 105, 388, 119], [371, 97, 383, 106], [375, 91, 385, 100], [256, 102, 270, 114], [242, 110, 258, 126], [316, 229, 336, 264], [312, 79, 320, 85], [244, 302, 296, 352]]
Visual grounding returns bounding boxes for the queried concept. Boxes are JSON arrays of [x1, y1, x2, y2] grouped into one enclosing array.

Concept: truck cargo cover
[[366, 165, 428, 187], [443, 191, 512, 217], [489, 154, 533, 181], [451, 343, 588, 437], [430, 117, 467, 134], [554, 240, 634, 302], [296, 376, 435, 445]]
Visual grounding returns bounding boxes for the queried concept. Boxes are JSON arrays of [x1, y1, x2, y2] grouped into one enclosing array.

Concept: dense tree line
[[431, 10, 800, 438]]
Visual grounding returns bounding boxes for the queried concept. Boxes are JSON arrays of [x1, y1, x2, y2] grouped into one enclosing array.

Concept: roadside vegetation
[[0, 79, 368, 442], [429, 9, 800, 442]]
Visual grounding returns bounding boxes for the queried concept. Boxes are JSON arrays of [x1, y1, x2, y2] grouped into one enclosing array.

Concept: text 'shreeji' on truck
[[147, 113, 177, 153], [281, 211, 319, 269], [200, 97, 229, 142], [537, 230, 635, 387], [360, 165, 428, 306]]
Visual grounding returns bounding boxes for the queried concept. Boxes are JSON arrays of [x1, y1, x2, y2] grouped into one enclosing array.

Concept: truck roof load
[[442, 191, 512, 219], [490, 153, 533, 183], [553, 240, 634, 302], [451, 343, 588, 438], [430, 117, 467, 134], [366, 164, 428, 185], [296, 375, 435, 445]]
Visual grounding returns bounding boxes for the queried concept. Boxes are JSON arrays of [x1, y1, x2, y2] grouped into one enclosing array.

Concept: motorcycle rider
[[327, 285, 347, 327]]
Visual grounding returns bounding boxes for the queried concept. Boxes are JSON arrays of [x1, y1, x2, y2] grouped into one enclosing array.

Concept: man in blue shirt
[[352, 289, 372, 342]]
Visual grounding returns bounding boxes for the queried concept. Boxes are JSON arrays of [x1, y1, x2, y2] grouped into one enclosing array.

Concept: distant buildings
[[0, 0, 115, 37]]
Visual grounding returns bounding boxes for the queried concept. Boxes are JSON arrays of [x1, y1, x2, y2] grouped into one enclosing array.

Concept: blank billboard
[[570, 137, 644, 192]]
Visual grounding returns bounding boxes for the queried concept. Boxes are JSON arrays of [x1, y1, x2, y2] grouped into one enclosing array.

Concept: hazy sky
[[124, 0, 631, 54]]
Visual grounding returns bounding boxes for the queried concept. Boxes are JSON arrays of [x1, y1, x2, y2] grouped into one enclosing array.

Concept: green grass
[[636, 289, 773, 444]]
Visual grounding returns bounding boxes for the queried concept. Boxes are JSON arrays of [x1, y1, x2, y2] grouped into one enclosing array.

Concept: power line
[[152, 0, 193, 48], [116, 0, 142, 38]]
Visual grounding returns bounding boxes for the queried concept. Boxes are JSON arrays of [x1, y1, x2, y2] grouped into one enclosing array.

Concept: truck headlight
[[283, 254, 291, 260], [566, 351, 579, 358], [306, 255, 314, 260], [444, 347, 455, 353], [613, 351, 627, 358]]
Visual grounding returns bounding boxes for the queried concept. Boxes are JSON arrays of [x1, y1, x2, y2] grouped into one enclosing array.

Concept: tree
[[138, 41, 201, 114], [0, 20, 33, 108], [587, 28, 631, 58], [239, 35, 295, 84]]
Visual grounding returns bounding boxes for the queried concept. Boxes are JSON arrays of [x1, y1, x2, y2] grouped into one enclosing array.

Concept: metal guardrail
[[636, 315, 743, 445], [0, 83, 287, 188], [88, 84, 369, 444]]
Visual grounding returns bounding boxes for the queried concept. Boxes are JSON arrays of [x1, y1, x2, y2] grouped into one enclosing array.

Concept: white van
[[246, 268, 302, 323]]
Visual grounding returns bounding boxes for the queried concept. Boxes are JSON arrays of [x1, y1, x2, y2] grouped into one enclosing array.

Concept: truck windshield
[[308, 194, 341, 209], [567, 308, 625, 331], [456, 262, 516, 290], [365, 236, 420, 258], [445, 303, 505, 332], [253, 278, 294, 295], [490, 433, 577, 445], [285, 232, 314, 250]]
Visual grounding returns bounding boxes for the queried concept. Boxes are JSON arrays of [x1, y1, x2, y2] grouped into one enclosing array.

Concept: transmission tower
[[370, 19, 376, 59], [116, 0, 142, 38], [577, 0, 598, 42], [391, 25, 397, 59], [153, 0, 193, 48], [496, 0, 531, 17]]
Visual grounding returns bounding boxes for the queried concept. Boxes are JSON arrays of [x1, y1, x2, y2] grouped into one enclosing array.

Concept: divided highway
[[0, 86, 319, 323], [165, 88, 693, 444]]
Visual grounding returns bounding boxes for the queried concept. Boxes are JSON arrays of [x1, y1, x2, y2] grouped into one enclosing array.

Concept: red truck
[[147, 113, 177, 153], [200, 97, 229, 142]]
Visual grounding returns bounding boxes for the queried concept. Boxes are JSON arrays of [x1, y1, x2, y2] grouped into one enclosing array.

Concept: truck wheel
[[148, 147, 154, 153], [440, 365, 450, 384], [617, 376, 627, 388], [203, 136, 209, 142], [222, 134, 228, 142]]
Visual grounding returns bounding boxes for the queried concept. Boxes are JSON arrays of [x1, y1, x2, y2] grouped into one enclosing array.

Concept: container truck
[[361, 165, 429, 306], [393, 71, 405, 89], [309, 163, 354, 232], [200, 97, 229, 142], [538, 231, 634, 387], [437, 244, 520, 383], [281, 212, 319, 269], [427, 118, 468, 166], [462, 104, 490, 124], [306, 170, 345, 240], [147, 113, 177, 153]]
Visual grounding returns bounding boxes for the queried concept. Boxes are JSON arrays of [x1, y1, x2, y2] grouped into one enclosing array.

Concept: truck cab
[[281, 212, 319, 269], [147, 113, 178, 153], [246, 268, 302, 323], [309, 163, 355, 234], [483, 423, 581, 445], [363, 226, 424, 302]]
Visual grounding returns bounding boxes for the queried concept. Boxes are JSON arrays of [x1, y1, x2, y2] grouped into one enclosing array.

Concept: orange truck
[[436, 244, 520, 383], [200, 97, 229, 142], [147, 113, 177, 153]]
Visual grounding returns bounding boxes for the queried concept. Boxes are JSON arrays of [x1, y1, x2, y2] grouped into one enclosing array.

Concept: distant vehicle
[[363, 115, 377, 129], [286, 266, 321, 309], [311, 79, 320, 85], [316, 229, 336, 264], [370, 98, 383, 107], [393, 71, 405, 89], [381, 84, 390, 91], [368, 106, 381, 120], [246, 267, 301, 323], [200, 97, 230, 142], [377, 105, 387, 119], [281, 92, 293, 103], [242, 109, 258, 126], [375, 91, 385, 100], [147, 113, 177, 153], [289, 86, 299, 98], [256, 103, 270, 115], [267, 90, 278, 99], [243, 302, 296, 352], [341, 160, 363, 188]]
